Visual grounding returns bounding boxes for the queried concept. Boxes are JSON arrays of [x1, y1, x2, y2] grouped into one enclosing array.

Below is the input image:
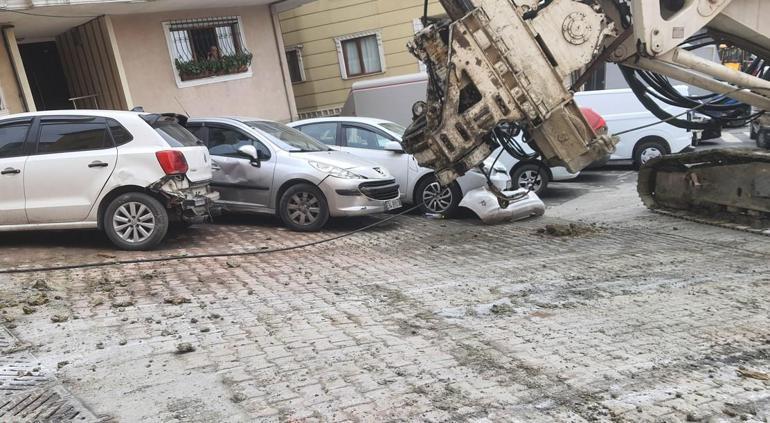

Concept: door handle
[[88, 161, 109, 168], [1, 168, 20, 175]]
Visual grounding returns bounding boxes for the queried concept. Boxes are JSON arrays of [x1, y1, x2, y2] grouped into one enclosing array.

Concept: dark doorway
[[18, 42, 72, 111]]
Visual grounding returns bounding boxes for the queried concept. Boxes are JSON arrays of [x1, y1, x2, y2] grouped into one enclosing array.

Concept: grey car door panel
[[205, 125, 276, 209]]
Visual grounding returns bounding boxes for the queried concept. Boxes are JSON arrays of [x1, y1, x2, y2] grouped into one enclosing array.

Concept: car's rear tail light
[[155, 150, 189, 175]]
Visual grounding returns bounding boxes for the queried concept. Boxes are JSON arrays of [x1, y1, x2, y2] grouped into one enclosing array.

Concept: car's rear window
[[154, 122, 201, 147]]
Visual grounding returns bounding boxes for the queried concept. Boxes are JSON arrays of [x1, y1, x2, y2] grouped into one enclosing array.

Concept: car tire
[[634, 139, 668, 170], [415, 175, 462, 217], [511, 163, 549, 196], [758, 131, 770, 149], [278, 183, 330, 232], [103, 192, 169, 251]]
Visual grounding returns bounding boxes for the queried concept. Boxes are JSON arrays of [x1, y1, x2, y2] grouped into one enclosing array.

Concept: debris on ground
[[226, 260, 240, 268], [164, 296, 191, 305], [50, 314, 69, 323], [737, 367, 770, 380], [22, 305, 36, 315], [26, 293, 49, 306], [538, 223, 600, 237], [118, 339, 127, 346], [111, 300, 135, 308], [490, 303, 514, 315], [57, 361, 70, 369], [96, 342, 105, 349], [231, 392, 247, 403], [97, 253, 117, 259], [176, 343, 196, 354], [32, 279, 52, 291]]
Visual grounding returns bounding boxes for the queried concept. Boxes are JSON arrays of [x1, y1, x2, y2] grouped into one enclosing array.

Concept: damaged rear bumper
[[148, 176, 221, 223]]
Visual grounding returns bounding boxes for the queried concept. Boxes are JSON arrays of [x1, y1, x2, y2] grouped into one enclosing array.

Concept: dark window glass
[[0, 122, 30, 158], [208, 127, 270, 159], [344, 126, 391, 150], [107, 119, 133, 146], [153, 122, 201, 147], [286, 50, 303, 83], [37, 122, 109, 154], [188, 125, 207, 141], [299, 123, 337, 145]]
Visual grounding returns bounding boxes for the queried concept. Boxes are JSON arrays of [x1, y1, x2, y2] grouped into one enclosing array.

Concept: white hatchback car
[[0, 110, 218, 250], [289, 117, 511, 216]]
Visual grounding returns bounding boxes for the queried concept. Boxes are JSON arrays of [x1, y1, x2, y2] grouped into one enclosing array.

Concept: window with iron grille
[[165, 16, 253, 83]]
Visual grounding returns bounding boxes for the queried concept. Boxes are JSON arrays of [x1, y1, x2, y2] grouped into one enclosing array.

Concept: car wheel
[[279, 183, 329, 232], [416, 176, 461, 216], [104, 192, 169, 251], [758, 131, 770, 149], [634, 139, 667, 170], [512, 163, 548, 195]]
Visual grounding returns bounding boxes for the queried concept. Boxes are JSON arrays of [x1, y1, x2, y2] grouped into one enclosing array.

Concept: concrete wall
[[57, 17, 131, 110], [110, 5, 294, 121], [280, 0, 444, 117], [0, 30, 28, 114]]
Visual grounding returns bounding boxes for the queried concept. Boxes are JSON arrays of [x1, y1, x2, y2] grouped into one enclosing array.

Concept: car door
[[340, 123, 409, 196], [205, 124, 276, 210], [0, 119, 33, 225], [24, 117, 118, 224]]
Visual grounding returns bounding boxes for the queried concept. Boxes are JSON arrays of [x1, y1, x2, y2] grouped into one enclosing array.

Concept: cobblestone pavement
[[0, 171, 768, 422]]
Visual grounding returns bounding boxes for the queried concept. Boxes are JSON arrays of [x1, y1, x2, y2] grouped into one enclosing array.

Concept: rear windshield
[[245, 121, 330, 152], [153, 122, 201, 147]]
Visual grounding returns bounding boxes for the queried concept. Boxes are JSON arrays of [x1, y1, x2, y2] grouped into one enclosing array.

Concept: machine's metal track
[[638, 148, 770, 235]]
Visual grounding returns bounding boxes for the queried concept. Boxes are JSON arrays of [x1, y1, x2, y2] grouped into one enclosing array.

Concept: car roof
[[188, 116, 273, 124], [289, 116, 394, 126], [0, 109, 149, 120]]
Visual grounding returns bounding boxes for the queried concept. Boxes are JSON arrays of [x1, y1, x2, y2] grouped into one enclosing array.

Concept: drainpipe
[[270, 0, 301, 122], [1, 25, 36, 112]]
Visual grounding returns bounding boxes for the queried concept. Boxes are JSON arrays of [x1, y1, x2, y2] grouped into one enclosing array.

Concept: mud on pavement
[[0, 207, 769, 422]]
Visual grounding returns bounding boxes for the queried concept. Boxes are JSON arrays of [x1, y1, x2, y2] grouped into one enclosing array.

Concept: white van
[[574, 88, 693, 169]]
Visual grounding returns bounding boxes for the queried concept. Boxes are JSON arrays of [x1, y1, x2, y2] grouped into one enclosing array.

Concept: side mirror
[[237, 145, 261, 168], [384, 141, 404, 153]]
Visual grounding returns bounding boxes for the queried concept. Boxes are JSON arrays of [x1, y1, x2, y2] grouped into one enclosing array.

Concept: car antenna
[[174, 97, 190, 118]]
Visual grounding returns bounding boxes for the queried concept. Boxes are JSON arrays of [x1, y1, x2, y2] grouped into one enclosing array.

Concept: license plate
[[385, 198, 402, 211]]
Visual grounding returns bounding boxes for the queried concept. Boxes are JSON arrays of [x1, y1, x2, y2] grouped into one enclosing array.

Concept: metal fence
[[168, 16, 245, 63]]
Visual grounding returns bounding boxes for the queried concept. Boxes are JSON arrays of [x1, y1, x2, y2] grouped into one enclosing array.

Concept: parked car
[[288, 117, 511, 216], [575, 87, 693, 169], [186, 117, 401, 231], [0, 110, 218, 250]]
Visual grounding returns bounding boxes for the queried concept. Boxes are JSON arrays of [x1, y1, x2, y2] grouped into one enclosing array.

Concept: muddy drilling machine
[[403, 0, 770, 230]]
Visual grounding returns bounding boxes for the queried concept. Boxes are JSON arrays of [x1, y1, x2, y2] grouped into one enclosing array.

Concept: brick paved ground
[[0, 171, 768, 422]]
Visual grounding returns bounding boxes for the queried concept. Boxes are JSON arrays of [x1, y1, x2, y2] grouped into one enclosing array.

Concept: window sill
[[342, 70, 385, 81], [175, 71, 253, 89]]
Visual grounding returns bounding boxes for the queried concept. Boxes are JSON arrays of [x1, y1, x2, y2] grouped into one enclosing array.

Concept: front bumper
[[320, 177, 401, 217]]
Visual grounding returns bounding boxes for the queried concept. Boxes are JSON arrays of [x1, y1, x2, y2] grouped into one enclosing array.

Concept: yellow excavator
[[402, 0, 770, 233]]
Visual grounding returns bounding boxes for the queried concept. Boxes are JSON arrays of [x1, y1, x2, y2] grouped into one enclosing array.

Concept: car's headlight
[[308, 161, 365, 179]]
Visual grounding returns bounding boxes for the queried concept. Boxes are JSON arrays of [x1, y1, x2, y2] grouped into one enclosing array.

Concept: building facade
[[0, 0, 313, 121], [279, 0, 444, 119]]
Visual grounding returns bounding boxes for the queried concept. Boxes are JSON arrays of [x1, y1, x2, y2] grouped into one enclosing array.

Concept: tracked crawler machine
[[402, 0, 770, 230]]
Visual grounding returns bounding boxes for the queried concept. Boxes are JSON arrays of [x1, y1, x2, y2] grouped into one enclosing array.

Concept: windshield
[[245, 121, 330, 152], [380, 122, 406, 137]]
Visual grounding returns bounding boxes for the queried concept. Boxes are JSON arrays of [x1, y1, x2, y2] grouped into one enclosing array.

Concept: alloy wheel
[[287, 192, 321, 226], [422, 182, 453, 213], [518, 170, 543, 192], [113, 202, 156, 244]]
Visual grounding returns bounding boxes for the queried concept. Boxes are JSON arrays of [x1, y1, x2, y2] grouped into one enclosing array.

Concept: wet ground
[[0, 129, 768, 422]]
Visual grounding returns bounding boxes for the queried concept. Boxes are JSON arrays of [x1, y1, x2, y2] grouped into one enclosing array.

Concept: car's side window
[[187, 125, 207, 143], [0, 121, 31, 159], [207, 126, 271, 160], [343, 126, 392, 150], [107, 119, 133, 146], [299, 123, 338, 146], [36, 122, 111, 155]]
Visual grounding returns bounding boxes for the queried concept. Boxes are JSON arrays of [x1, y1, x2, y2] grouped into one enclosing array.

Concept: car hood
[[298, 150, 393, 179]]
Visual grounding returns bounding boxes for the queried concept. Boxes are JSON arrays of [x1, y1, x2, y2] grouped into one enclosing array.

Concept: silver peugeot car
[[186, 117, 401, 231]]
